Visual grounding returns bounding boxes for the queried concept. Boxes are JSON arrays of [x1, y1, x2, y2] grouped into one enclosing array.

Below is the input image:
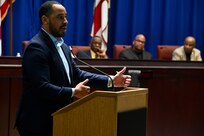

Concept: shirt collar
[[90, 49, 97, 58], [41, 28, 64, 47]]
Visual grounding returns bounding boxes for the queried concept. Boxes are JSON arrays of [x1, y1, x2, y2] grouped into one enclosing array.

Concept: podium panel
[[52, 88, 148, 136]]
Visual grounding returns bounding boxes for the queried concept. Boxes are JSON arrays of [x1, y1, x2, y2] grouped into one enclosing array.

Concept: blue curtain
[[109, 0, 204, 59], [2, 0, 204, 59], [2, 0, 94, 56]]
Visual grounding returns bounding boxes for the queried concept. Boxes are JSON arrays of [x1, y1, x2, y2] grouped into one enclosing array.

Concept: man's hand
[[113, 67, 131, 87], [74, 79, 90, 98], [96, 48, 108, 59]]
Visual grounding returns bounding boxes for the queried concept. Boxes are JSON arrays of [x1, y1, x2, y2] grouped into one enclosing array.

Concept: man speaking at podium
[[15, 1, 131, 136]]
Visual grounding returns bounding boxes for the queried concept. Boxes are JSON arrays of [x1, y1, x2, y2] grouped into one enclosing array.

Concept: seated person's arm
[[95, 48, 108, 59], [172, 51, 180, 60]]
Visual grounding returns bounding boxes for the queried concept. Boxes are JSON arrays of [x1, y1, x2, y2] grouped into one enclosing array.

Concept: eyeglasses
[[135, 40, 145, 44]]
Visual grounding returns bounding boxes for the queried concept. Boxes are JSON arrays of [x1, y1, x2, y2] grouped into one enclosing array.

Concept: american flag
[[91, 0, 109, 51], [0, 0, 15, 56]]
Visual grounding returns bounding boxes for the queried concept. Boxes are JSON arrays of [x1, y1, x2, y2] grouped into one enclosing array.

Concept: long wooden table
[[1, 57, 204, 136]]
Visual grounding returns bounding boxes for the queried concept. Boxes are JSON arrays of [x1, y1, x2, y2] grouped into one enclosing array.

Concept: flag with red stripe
[[91, 0, 109, 51], [0, 0, 15, 56]]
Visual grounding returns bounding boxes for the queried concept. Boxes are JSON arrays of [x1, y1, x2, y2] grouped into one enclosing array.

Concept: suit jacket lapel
[[40, 30, 72, 85], [130, 50, 139, 59], [142, 52, 147, 59], [61, 44, 74, 85]]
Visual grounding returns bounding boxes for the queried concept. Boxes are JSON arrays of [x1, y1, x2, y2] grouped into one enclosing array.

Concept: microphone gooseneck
[[70, 49, 115, 91]]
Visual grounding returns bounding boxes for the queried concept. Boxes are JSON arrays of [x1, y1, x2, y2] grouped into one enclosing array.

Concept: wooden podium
[[52, 88, 148, 136]]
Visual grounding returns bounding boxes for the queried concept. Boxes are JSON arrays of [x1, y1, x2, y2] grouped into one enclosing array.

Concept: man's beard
[[49, 24, 66, 37]]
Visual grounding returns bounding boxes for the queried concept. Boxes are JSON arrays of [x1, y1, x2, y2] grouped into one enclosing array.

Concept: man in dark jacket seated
[[119, 34, 152, 60]]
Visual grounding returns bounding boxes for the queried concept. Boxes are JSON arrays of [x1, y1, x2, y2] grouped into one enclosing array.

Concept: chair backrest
[[22, 40, 29, 53], [71, 46, 90, 55], [157, 45, 180, 60], [22, 41, 89, 56], [113, 45, 131, 59]]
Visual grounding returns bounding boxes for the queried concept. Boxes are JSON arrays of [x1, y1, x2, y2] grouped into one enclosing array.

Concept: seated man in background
[[172, 36, 202, 61], [76, 36, 108, 59], [119, 34, 152, 60]]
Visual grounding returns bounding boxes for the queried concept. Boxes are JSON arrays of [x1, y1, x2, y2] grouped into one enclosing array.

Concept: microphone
[[74, 55, 115, 91], [70, 47, 116, 91]]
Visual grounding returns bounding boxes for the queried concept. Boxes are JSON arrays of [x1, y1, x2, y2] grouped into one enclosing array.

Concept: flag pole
[[9, 0, 13, 56]]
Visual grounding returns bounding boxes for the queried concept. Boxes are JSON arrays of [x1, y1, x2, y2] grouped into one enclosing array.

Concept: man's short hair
[[39, 1, 60, 21]]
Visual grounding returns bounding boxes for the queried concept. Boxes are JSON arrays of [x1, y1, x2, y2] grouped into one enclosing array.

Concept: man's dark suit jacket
[[76, 50, 91, 59], [15, 29, 109, 135], [119, 47, 152, 60]]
